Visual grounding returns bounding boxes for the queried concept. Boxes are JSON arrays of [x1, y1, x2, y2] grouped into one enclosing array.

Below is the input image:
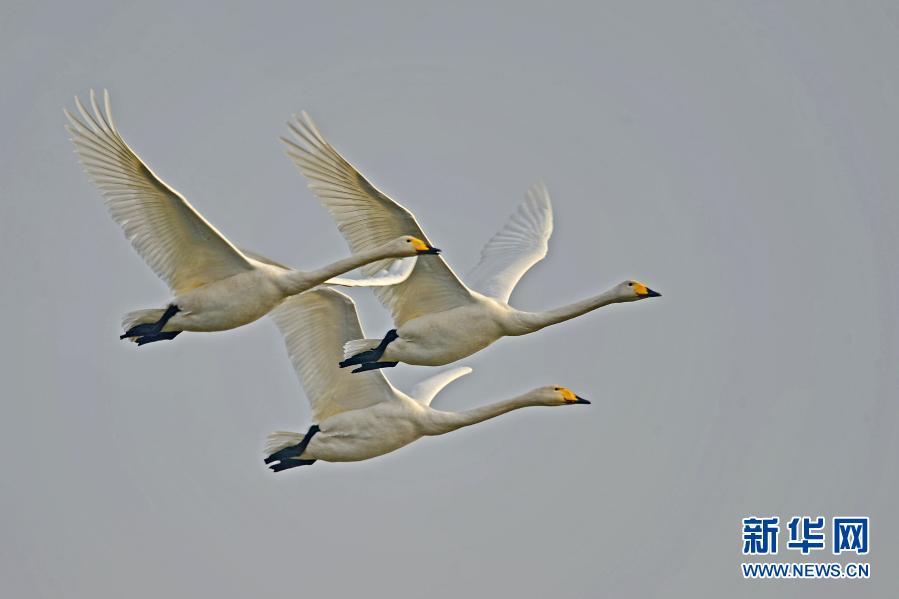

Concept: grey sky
[[2, 1, 897, 597]]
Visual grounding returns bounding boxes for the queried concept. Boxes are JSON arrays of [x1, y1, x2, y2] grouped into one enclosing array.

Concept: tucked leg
[[339, 329, 399, 368], [265, 425, 321, 472], [121, 304, 181, 340]]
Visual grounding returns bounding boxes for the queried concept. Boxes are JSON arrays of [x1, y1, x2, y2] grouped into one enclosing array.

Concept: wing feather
[[65, 90, 253, 295], [270, 289, 397, 422], [466, 182, 553, 303], [282, 112, 473, 326], [239, 248, 417, 288], [324, 256, 417, 287], [410, 366, 473, 407]]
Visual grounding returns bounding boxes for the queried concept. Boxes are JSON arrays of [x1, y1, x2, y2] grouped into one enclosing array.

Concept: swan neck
[[282, 247, 396, 294], [425, 394, 544, 435], [513, 288, 620, 333]]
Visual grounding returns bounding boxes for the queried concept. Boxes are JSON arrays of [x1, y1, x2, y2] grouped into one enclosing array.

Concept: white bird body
[[264, 288, 589, 470], [382, 294, 512, 366], [65, 91, 437, 345], [302, 397, 425, 463], [300, 391, 577, 463], [124, 255, 412, 334], [283, 113, 661, 371], [148, 262, 293, 333], [378, 287, 637, 366]]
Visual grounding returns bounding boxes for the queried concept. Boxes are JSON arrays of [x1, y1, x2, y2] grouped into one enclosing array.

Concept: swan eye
[[554, 387, 560, 391], [627, 282, 633, 286]]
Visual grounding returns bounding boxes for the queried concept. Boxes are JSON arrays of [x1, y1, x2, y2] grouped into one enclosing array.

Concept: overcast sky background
[[2, 1, 897, 597]]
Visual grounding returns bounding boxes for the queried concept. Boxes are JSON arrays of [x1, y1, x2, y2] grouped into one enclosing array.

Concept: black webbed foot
[[135, 331, 182, 346], [268, 458, 317, 472], [121, 304, 181, 342], [265, 425, 320, 473], [339, 349, 380, 369], [120, 322, 161, 339], [351, 361, 399, 374], [264, 445, 301, 465]]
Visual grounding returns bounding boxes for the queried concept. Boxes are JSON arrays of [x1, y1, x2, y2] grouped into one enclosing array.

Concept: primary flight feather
[[65, 90, 439, 345]]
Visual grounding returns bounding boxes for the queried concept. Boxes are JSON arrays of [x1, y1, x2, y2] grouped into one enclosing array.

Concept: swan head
[[614, 279, 662, 302], [531, 385, 591, 406], [389, 235, 441, 257]]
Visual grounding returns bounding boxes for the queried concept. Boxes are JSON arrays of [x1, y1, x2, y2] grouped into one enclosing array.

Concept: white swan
[[264, 288, 590, 471], [65, 91, 439, 345], [281, 113, 661, 371]]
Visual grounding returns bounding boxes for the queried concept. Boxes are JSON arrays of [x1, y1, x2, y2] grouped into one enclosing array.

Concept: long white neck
[[509, 288, 622, 334], [279, 246, 402, 295], [423, 393, 549, 436]]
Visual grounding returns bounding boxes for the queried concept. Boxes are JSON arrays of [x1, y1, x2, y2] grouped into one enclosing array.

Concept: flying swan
[[264, 288, 590, 471], [64, 91, 439, 345], [281, 113, 661, 372]]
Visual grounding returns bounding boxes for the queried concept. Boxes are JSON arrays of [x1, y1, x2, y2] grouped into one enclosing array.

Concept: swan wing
[[324, 256, 417, 287], [282, 112, 473, 326], [466, 182, 553, 303], [410, 366, 473, 407], [270, 288, 398, 422], [239, 248, 292, 271], [240, 248, 415, 288], [65, 90, 253, 295]]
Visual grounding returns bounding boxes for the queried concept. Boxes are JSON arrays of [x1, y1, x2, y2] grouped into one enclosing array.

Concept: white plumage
[[65, 91, 437, 345], [271, 288, 396, 423], [466, 182, 554, 303], [264, 288, 590, 471], [282, 113, 662, 369]]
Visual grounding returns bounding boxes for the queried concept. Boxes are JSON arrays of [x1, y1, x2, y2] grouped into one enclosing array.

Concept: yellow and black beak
[[411, 237, 441, 255], [632, 281, 662, 298], [561, 388, 591, 405]]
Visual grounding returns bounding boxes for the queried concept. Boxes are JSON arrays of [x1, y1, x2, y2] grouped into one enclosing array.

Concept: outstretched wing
[[324, 256, 417, 288], [239, 248, 293, 271], [282, 112, 473, 326], [410, 366, 473, 407], [240, 248, 416, 288], [466, 182, 553, 303], [65, 90, 253, 295], [270, 288, 397, 422]]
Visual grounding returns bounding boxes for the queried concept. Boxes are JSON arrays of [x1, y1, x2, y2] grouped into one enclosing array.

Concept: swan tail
[[343, 338, 381, 360], [264, 431, 304, 457]]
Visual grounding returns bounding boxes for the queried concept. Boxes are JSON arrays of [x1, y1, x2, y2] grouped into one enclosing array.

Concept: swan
[[281, 113, 661, 371], [64, 91, 439, 346], [263, 288, 590, 471]]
